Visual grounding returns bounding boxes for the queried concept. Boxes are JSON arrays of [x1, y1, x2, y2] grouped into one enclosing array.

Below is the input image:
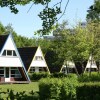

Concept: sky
[[0, 0, 94, 38]]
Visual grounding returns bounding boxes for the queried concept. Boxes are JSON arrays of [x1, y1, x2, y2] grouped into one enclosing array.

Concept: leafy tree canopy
[[87, 0, 100, 22], [0, 0, 70, 35]]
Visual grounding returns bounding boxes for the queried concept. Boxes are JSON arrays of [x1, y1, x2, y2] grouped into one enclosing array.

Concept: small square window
[[35, 56, 43, 60], [7, 50, 12, 56]]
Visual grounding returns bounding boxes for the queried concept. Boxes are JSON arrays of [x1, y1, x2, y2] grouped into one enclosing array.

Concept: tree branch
[[57, 0, 70, 21], [27, 3, 34, 13], [53, 0, 62, 8]]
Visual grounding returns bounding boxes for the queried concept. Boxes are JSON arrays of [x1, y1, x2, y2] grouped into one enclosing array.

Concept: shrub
[[51, 72, 67, 78], [60, 77, 78, 100], [28, 72, 50, 81], [78, 72, 100, 82], [76, 82, 100, 100], [39, 78, 62, 100], [39, 77, 78, 100]]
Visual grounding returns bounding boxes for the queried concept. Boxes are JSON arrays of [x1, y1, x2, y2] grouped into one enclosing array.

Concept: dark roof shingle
[[18, 47, 38, 71], [45, 51, 63, 73], [0, 34, 9, 52]]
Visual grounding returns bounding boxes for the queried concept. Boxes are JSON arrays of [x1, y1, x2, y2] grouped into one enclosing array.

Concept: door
[[5, 68, 10, 82]]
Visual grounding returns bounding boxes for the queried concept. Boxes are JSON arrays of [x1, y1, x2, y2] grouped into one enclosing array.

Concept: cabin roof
[[45, 51, 63, 73], [18, 47, 38, 71], [0, 34, 9, 52]]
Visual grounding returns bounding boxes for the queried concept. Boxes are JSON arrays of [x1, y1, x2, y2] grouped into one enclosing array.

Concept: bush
[[39, 78, 62, 100], [39, 77, 78, 100], [51, 72, 78, 79], [29, 72, 78, 81], [76, 82, 100, 100], [51, 72, 67, 78], [78, 72, 100, 82], [60, 77, 78, 100], [28, 72, 50, 81]]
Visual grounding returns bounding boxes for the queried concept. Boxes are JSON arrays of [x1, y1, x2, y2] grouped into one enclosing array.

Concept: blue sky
[[0, 0, 94, 38]]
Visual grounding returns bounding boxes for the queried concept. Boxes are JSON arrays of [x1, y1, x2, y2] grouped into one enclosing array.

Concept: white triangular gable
[[67, 61, 76, 68], [60, 61, 78, 74], [30, 46, 48, 68], [0, 34, 23, 67], [85, 55, 97, 69]]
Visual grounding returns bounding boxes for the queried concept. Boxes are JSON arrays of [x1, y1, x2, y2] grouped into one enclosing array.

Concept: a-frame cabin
[[84, 55, 98, 73], [0, 34, 30, 83], [60, 61, 78, 74], [18, 46, 50, 73]]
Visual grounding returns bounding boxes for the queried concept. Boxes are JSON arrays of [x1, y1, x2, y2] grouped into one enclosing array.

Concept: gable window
[[2, 50, 17, 57], [2, 50, 6, 56], [7, 50, 12, 56], [13, 50, 17, 56], [35, 56, 43, 60]]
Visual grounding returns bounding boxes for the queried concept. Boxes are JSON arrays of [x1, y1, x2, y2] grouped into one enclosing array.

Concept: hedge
[[29, 72, 78, 81], [28, 72, 50, 81], [39, 77, 78, 100], [78, 72, 100, 82], [76, 82, 100, 100]]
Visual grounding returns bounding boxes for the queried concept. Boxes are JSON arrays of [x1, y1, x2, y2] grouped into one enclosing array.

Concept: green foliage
[[28, 72, 50, 81], [78, 72, 100, 82], [39, 78, 62, 100], [39, 77, 78, 100], [76, 82, 100, 100], [0, 22, 6, 34], [38, 5, 61, 35], [0, 82, 39, 93], [0, 0, 62, 35], [87, 0, 100, 22], [60, 78, 78, 100], [51, 72, 67, 78], [0, 89, 39, 100]]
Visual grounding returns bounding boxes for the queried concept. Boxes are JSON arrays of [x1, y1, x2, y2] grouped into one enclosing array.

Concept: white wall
[[0, 35, 22, 67], [30, 47, 47, 67], [0, 57, 22, 67], [30, 61, 47, 67]]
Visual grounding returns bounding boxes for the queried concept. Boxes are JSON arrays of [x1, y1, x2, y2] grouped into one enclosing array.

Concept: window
[[39, 67, 44, 72], [10, 67, 21, 78], [2, 50, 17, 57], [2, 50, 6, 56], [13, 50, 17, 56], [0, 67, 4, 77], [35, 56, 43, 60], [30, 67, 35, 73], [7, 50, 12, 56]]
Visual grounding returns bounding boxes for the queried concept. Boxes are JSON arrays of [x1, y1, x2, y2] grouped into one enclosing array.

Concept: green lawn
[[0, 82, 39, 92], [0, 82, 39, 99]]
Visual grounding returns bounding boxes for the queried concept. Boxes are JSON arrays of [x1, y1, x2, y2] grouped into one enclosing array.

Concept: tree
[[86, 22, 100, 67], [0, 22, 6, 34], [87, 0, 100, 22], [0, 0, 70, 35]]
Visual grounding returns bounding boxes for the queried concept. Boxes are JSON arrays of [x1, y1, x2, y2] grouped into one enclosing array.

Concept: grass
[[0, 82, 39, 99], [0, 82, 39, 92]]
